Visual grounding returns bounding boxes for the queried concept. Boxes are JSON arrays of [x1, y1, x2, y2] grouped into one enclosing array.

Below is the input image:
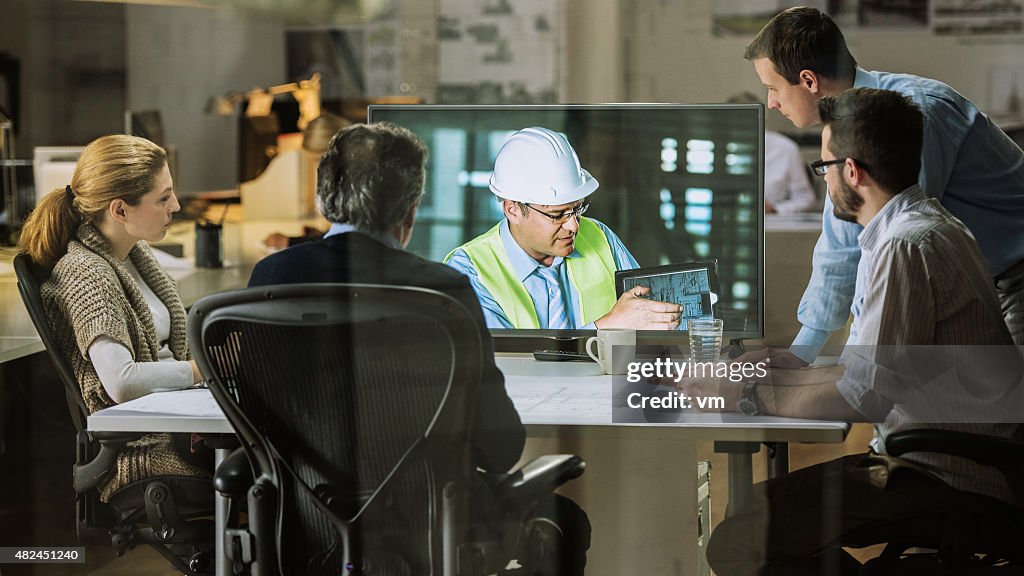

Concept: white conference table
[[88, 354, 848, 576], [87, 355, 848, 443]]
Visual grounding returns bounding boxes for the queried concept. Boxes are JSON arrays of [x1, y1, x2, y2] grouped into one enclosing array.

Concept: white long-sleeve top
[[87, 258, 193, 404], [765, 130, 816, 214]]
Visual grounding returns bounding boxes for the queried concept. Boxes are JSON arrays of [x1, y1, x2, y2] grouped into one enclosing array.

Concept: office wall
[[564, 0, 624, 103], [123, 2, 437, 194], [624, 1, 1024, 133], [122, 0, 1024, 191], [0, 0, 126, 152], [125, 6, 286, 193]]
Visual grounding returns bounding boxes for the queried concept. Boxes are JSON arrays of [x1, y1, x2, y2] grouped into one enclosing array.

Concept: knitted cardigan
[[42, 222, 207, 501]]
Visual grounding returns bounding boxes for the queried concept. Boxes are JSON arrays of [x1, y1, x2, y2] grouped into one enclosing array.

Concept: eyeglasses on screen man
[[523, 200, 590, 225]]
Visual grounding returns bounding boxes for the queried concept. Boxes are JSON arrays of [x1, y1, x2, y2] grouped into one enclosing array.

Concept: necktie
[[537, 265, 568, 330]]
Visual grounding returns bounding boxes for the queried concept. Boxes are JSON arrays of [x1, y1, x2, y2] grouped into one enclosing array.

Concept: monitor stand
[[725, 338, 748, 359]]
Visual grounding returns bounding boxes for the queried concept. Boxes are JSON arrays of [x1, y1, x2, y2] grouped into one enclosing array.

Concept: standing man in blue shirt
[[446, 126, 682, 330], [744, 6, 1024, 362]]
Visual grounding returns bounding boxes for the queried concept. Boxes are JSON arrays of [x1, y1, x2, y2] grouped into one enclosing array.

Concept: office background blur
[[1, 0, 1023, 573], [2, 0, 1022, 194]]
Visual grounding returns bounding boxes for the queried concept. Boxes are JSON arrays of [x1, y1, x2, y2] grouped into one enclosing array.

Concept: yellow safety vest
[[446, 218, 618, 329]]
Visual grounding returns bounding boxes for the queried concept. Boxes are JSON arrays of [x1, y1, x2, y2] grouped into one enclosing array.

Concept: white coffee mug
[[586, 328, 637, 375]]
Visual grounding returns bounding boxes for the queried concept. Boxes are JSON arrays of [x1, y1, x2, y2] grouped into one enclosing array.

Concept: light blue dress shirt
[[446, 218, 639, 329], [791, 68, 1024, 362]]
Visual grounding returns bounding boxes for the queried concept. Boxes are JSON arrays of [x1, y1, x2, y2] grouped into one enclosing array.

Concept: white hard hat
[[489, 127, 599, 205]]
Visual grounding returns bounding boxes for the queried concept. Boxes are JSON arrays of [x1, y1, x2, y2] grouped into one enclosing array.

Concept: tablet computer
[[615, 260, 719, 331]]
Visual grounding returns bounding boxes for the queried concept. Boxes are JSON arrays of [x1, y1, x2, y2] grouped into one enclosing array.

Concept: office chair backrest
[[14, 252, 90, 431], [190, 284, 483, 576]]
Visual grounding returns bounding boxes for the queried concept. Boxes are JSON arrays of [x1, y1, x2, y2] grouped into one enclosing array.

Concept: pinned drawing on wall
[[436, 0, 562, 104], [713, 0, 931, 36], [933, 0, 1023, 35], [712, 0, 829, 36], [856, 0, 929, 29]]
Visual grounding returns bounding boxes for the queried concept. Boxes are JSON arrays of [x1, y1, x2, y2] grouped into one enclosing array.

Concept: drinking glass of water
[[688, 318, 724, 363]]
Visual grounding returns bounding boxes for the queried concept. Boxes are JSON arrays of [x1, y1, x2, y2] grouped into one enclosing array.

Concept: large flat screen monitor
[[368, 104, 764, 344]]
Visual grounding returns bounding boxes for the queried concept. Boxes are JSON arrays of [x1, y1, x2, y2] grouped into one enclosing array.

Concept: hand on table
[[673, 374, 740, 413]]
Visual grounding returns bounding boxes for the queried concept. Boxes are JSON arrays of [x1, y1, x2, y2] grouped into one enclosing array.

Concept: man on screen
[[446, 126, 682, 330]]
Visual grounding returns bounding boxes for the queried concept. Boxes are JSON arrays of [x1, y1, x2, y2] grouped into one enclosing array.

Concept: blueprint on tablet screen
[[622, 268, 713, 330]]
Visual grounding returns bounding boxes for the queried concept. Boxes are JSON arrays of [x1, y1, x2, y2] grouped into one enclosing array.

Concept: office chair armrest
[[213, 448, 253, 497], [886, 430, 1024, 473], [73, 431, 143, 494], [495, 455, 585, 511]]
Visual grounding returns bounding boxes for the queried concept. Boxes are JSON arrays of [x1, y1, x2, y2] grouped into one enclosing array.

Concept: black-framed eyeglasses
[[809, 158, 847, 176], [524, 200, 590, 225]]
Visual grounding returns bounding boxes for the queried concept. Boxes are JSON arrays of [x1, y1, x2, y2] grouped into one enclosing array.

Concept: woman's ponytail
[[19, 185, 83, 268]]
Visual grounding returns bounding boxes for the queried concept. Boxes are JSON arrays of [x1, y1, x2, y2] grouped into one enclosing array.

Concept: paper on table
[[109, 388, 222, 418], [509, 378, 610, 424]]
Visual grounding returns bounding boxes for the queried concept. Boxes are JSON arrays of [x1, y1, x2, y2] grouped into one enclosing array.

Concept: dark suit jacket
[[249, 231, 526, 473]]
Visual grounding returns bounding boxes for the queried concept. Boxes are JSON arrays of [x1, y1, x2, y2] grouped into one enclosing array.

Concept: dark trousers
[[518, 493, 591, 576], [707, 452, 1009, 576], [470, 475, 591, 576]]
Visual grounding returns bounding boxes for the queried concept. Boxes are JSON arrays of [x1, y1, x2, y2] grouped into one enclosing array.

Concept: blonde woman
[[20, 134, 209, 501]]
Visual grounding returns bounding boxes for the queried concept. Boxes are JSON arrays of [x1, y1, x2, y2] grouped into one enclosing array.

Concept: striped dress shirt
[[836, 185, 1020, 505]]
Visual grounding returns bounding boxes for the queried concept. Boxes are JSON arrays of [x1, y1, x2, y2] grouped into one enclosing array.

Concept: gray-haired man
[[249, 121, 590, 575]]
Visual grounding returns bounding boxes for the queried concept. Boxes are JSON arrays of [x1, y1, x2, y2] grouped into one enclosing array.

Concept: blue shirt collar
[[498, 219, 580, 282], [323, 222, 403, 251], [853, 67, 879, 89], [859, 184, 927, 252]]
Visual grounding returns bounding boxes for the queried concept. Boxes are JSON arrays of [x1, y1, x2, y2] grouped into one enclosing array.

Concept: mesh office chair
[[189, 283, 585, 576], [14, 252, 218, 575], [857, 429, 1024, 575]]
